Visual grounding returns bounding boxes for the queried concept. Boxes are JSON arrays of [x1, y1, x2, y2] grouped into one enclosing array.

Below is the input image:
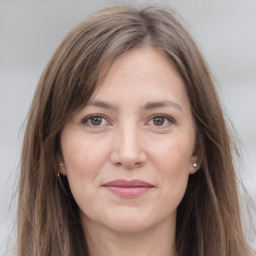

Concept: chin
[[106, 219, 152, 233], [99, 207, 159, 233]]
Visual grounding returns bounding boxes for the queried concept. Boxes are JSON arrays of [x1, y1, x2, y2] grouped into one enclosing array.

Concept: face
[[60, 47, 199, 234]]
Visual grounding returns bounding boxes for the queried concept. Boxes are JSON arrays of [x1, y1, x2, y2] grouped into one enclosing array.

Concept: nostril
[[109, 130, 147, 169], [116, 160, 145, 169], [134, 161, 144, 168]]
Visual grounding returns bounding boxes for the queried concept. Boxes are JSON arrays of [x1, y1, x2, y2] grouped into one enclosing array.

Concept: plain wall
[[0, 0, 255, 254]]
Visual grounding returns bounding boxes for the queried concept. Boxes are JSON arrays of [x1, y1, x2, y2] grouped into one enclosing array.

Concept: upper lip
[[102, 179, 154, 187]]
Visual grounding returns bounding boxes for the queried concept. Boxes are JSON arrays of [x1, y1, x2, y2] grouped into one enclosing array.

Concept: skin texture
[[60, 47, 199, 256]]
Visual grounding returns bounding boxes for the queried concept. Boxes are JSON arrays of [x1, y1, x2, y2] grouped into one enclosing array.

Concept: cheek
[[60, 134, 106, 210], [150, 137, 193, 203], [151, 135, 194, 172], [159, 158, 190, 213], [60, 129, 114, 201], [61, 130, 108, 175]]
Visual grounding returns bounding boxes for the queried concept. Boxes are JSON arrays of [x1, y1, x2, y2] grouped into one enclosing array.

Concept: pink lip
[[102, 179, 154, 198]]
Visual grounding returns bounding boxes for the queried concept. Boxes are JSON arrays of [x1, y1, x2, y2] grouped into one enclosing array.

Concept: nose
[[110, 124, 147, 169]]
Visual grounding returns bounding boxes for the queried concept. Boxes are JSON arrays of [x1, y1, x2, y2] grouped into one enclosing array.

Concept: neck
[[83, 217, 177, 256]]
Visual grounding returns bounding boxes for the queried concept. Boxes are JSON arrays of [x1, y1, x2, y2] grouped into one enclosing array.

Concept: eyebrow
[[86, 100, 182, 111], [144, 101, 183, 111], [86, 100, 117, 110]]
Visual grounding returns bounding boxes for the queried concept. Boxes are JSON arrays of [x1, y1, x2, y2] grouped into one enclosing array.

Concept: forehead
[[90, 47, 189, 109]]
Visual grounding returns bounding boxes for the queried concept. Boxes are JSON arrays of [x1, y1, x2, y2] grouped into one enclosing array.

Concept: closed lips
[[102, 179, 154, 198], [102, 179, 154, 188]]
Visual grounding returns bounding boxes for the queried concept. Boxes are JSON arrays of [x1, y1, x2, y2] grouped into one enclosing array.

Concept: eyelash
[[147, 114, 176, 128], [81, 114, 110, 128], [81, 114, 176, 128]]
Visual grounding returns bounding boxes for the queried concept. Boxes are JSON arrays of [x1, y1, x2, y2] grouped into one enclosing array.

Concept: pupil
[[91, 117, 102, 126], [153, 117, 164, 126]]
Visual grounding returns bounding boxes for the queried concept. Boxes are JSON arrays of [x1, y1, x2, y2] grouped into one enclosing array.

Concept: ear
[[189, 155, 200, 174], [58, 156, 67, 176], [189, 134, 203, 174], [59, 162, 67, 176]]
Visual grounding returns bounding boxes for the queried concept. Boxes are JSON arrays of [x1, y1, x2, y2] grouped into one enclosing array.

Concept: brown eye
[[82, 114, 110, 129], [153, 116, 165, 126], [90, 116, 103, 126], [148, 114, 176, 128]]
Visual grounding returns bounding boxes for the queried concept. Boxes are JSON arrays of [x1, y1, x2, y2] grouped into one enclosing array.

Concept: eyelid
[[80, 113, 176, 128], [146, 113, 176, 126], [81, 114, 111, 127]]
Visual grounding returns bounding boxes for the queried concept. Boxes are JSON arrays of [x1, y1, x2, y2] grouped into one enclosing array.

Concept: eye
[[81, 114, 109, 128], [152, 116, 165, 126], [148, 114, 175, 128]]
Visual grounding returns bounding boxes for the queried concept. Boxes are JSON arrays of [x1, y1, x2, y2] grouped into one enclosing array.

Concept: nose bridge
[[121, 122, 140, 153], [111, 120, 146, 168]]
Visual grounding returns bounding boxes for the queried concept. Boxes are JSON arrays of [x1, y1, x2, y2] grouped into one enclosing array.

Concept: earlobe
[[189, 150, 201, 174], [190, 133, 203, 174], [57, 153, 67, 175], [189, 147, 203, 174], [59, 162, 67, 176], [189, 159, 200, 174]]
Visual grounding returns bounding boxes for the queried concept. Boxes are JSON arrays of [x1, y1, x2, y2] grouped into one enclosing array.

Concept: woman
[[18, 4, 255, 256]]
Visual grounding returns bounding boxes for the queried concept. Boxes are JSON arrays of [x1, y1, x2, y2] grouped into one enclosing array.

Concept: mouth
[[102, 179, 154, 198]]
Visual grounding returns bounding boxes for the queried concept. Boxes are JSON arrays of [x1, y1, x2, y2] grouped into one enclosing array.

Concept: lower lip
[[104, 186, 152, 198]]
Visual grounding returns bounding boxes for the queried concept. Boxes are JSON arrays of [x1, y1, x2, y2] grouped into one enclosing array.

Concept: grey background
[[0, 0, 255, 254]]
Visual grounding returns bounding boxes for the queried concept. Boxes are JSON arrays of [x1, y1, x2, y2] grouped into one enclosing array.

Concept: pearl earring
[[193, 163, 198, 168], [58, 163, 63, 178]]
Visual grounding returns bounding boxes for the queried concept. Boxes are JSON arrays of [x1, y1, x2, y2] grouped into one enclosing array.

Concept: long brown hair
[[18, 4, 255, 256]]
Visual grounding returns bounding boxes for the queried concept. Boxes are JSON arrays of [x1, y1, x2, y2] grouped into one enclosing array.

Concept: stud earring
[[193, 163, 198, 168], [58, 163, 63, 178]]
